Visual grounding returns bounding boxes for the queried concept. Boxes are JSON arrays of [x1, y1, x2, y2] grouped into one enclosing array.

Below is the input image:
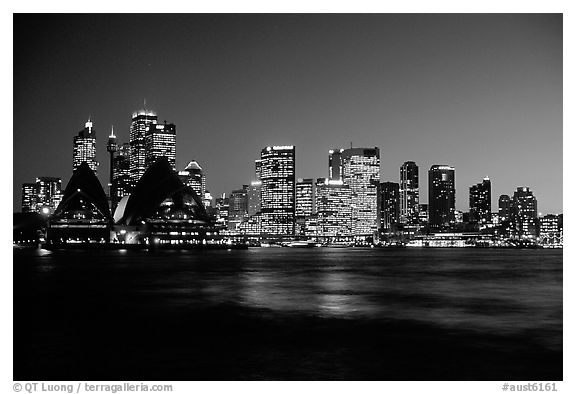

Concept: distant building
[[35, 177, 63, 215], [21, 183, 37, 213], [428, 165, 455, 231], [399, 161, 419, 225], [296, 178, 316, 217], [107, 126, 118, 207], [469, 177, 492, 224], [511, 187, 538, 238], [380, 181, 400, 231], [178, 160, 206, 198], [130, 108, 158, 187], [341, 147, 380, 236], [539, 214, 562, 235], [254, 159, 262, 180], [315, 178, 352, 238], [145, 121, 176, 170], [73, 118, 98, 174], [228, 186, 249, 230], [112, 143, 131, 209], [215, 193, 230, 228], [418, 203, 429, 225], [498, 194, 512, 222], [328, 148, 344, 181], [247, 181, 262, 217], [260, 146, 296, 235]]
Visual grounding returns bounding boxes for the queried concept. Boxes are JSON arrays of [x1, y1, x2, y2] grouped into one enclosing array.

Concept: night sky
[[13, 14, 562, 214]]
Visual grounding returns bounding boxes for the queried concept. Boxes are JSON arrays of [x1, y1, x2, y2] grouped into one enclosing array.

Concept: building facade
[[498, 194, 512, 223], [130, 109, 158, 187], [341, 147, 380, 236], [315, 178, 352, 238], [228, 186, 249, 230], [145, 121, 176, 170], [511, 187, 538, 238], [247, 181, 262, 217], [428, 165, 456, 231], [469, 177, 492, 225], [399, 161, 419, 225], [73, 118, 98, 174], [21, 183, 37, 213], [178, 160, 206, 198], [328, 148, 344, 181], [380, 181, 400, 231], [112, 143, 131, 209], [260, 146, 296, 235], [296, 178, 316, 217], [35, 177, 63, 215]]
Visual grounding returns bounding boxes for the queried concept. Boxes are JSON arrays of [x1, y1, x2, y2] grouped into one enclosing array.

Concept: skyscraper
[[296, 178, 316, 217], [428, 165, 456, 231], [315, 178, 352, 237], [130, 108, 158, 187], [512, 187, 538, 238], [178, 160, 206, 198], [260, 145, 296, 235], [73, 118, 98, 174], [21, 183, 36, 213], [380, 181, 400, 231], [341, 147, 380, 236], [328, 148, 344, 181], [106, 126, 118, 206], [247, 181, 262, 217], [498, 194, 512, 222], [145, 121, 176, 170], [112, 143, 131, 208], [399, 161, 419, 225], [469, 177, 492, 225], [228, 186, 249, 230], [35, 177, 62, 215], [254, 159, 262, 180]]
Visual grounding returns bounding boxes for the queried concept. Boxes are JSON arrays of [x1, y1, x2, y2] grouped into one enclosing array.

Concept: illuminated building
[[145, 121, 176, 170], [418, 203, 429, 224], [296, 178, 315, 217], [215, 193, 230, 228], [539, 214, 562, 235], [112, 143, 131, 209], [328, 148, 344, 181], [21, 183, 37, 213], [315, 178, 352, 237], [341, 147, 380, 236], [380, 181, 400, 231], [106, 126, 118, 207], [35, 177, 62, 215], [260, 146, 296, 235], [498, 194, 512, 222], [469, 177, 492, 224], [178, 160, 206, 198], [228, 186, 249, 230], [254, 159, 262, 180], [511, 187, 538, 238], [73, 118, 98, 174], [130, 108, 158, 187], [428, 165, 455, 231], [400, 161, 419, 225], [247, 181, 262, 217]]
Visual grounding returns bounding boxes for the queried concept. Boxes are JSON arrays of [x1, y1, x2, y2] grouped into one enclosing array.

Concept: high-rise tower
[[469, 177, 491, 224], [428, 165, 456, 231], [145, 121, 176, 170], [400, 161, 419, 225], [107, 126, 118, 206], [130, 108, 158, 187], [73, 118, 98, 174]]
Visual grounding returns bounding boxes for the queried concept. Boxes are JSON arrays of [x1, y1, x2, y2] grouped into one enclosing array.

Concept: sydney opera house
[[45, 159, 218, 246]]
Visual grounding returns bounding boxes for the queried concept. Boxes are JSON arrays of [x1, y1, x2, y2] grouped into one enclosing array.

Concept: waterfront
[[13, 247, 562, 380]]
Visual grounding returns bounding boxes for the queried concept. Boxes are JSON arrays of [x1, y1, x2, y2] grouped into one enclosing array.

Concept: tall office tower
[[498, 194, 512, 222], [112, 143, 131, 207], [106, 126, 118, 205], [130, 108, 158, 187], [315, 178, 352, 237], [228, 186, 249, 230], [247, 181, 262, 217], [512, 187, 538, 238], [296, 178, 316, 217], [260, 146, 296, 235], [399, 161, 419, 225], [341, 147, 380, 236], [145, 121, 176, 170], [35, 177, 62, 214], [203, 190, 213, 209], [215, 193, 230, 228], [254, 159, 262, 180], [428, 165, 456, 231], [469, 177, 492, 224], [418, 203, 429, 225], [178, 160, 206, 198], [328, 148, 344, 181], [73, 118, 98, 174], [21, 183, 37, 212], [380, 181, 400, 231]]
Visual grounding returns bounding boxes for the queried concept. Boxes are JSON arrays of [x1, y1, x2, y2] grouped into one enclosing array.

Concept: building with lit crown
[[428, 165, 455, 231], [178, 160, 206, 198], [315, 178, 352, 238], [73, 118, 98, 174], [400, 161, 419, 225], [341, 147, 380, 237], [328, 148, 344, 181], [130, 109, 158, 187], [260, 146, 296, 235]]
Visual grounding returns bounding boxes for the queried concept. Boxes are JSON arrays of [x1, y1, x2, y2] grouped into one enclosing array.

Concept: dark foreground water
[[14, 247, 562, 380]]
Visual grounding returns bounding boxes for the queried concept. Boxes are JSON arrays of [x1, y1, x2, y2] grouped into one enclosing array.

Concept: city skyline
[[13, 14, 562, 214]]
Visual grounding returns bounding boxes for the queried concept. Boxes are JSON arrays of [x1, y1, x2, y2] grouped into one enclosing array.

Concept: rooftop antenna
[[109, 125, 115, 138], [350, 141, 353, 149]]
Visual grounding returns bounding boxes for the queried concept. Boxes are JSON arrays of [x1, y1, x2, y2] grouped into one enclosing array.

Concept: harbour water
[[13, 247, 562, 380]]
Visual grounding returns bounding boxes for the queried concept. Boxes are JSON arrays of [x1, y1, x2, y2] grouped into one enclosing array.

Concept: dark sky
[[13, 14, 562, 214]]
